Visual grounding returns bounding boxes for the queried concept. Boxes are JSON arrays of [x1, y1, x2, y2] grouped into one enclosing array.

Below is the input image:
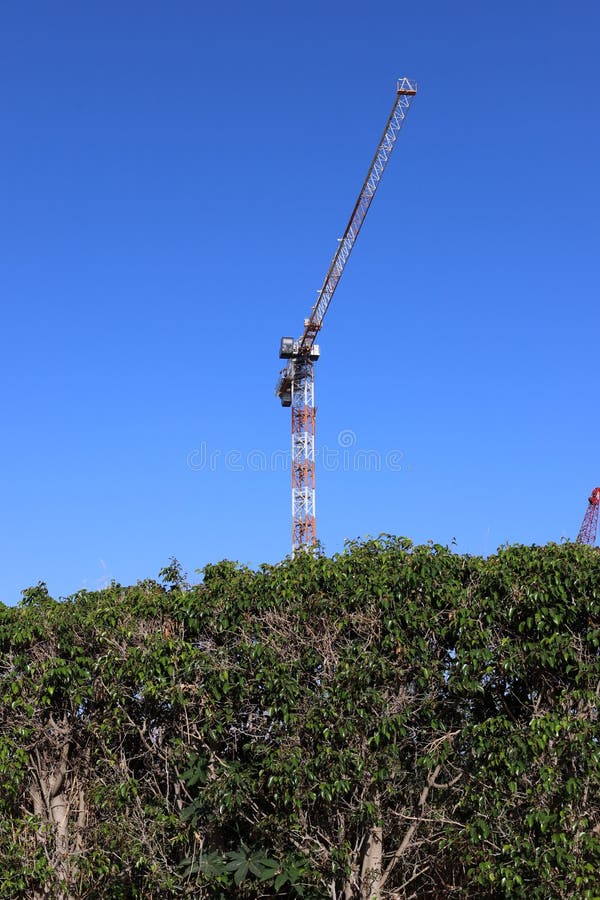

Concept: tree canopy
[[1, 538, 599, 898]]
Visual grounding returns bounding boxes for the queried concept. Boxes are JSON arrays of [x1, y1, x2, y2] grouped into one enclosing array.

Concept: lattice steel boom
[[275, 78, 418, 553], [576, 487, 600, 546]]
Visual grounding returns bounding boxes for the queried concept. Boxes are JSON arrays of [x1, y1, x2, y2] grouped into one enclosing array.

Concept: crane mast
[[276, 78, 418, 553]]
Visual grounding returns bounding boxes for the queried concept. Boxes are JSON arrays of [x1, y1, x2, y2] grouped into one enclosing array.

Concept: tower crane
[[576, 487, 600, 546], [275, 78, 418, 553]]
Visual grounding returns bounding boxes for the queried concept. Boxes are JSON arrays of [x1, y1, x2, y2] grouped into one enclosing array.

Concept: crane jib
[[297, 80, 417, 356], [276, 78, 418, 386]]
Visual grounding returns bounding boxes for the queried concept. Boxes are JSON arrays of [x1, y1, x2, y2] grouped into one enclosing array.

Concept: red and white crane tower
[[275, 78, 418, 553], [576, 487, 600, 546]]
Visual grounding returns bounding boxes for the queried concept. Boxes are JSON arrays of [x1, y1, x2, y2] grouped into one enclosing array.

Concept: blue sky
[[1, 0, 598, 602]]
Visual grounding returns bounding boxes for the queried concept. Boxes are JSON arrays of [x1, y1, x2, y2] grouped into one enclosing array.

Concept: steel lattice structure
[[576, 487, 600, 546], [276, 78, 418, 553], [291, 359, 316, 548]]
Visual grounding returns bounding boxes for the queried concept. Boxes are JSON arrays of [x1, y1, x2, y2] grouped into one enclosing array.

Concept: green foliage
[[0, 538, 599, 897], [179, 843, 311, 895]]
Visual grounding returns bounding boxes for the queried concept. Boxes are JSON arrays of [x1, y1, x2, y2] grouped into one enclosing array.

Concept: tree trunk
[[360, 824, 383, 899], [27, 735, 89, 899]]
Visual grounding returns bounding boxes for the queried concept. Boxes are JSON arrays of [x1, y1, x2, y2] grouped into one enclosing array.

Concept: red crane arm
[[576, 487, 600, 545]]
